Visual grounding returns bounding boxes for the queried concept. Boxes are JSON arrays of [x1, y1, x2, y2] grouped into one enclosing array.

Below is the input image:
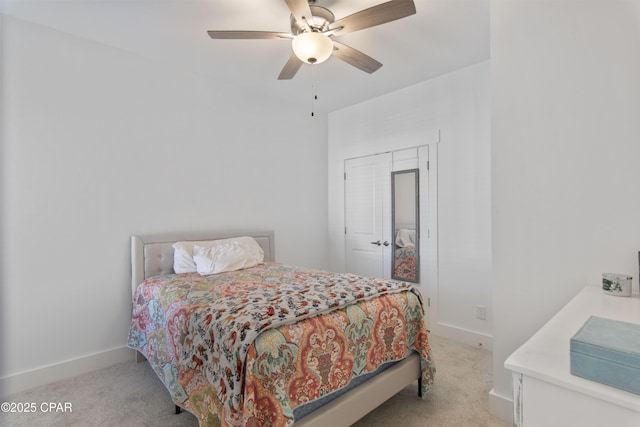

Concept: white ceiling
[[3, 0, 490, 112]]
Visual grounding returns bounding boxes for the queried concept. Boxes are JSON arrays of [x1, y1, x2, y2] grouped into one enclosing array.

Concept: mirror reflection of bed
[[393, 227, 417, 281], [392, 169, 419, 283]]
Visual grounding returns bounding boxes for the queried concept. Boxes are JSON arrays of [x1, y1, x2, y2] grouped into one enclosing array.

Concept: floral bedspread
[[128, 263, 434, 427]]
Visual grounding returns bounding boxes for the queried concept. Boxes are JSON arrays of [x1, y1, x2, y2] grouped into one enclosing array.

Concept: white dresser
[[505, 286, 640, 427]]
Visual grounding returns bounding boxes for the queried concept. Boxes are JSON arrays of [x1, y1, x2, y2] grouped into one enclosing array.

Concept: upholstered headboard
[[130, 230, 275, 298]]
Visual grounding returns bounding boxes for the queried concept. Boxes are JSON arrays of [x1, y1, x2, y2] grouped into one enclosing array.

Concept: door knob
[[383, 241, 390, 246], [370, 240, 382, 246]]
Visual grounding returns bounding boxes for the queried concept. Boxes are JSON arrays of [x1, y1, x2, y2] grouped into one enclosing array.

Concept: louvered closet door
[[344, 153, 392, 279]]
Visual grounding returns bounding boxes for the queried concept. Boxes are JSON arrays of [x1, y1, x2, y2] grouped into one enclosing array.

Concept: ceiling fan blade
[[207, 31, 291, 40], [283, 0, 314, 25], [278, 53, 304, 80], [332, 41, 383, 74], [330, 0, 416, 36]]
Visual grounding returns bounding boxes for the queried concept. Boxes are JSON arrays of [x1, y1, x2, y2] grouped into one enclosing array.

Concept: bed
[[128, 230, 434, 426]]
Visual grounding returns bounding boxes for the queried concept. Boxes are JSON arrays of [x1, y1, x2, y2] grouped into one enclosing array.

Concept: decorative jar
[[602, 273, 633, 297]]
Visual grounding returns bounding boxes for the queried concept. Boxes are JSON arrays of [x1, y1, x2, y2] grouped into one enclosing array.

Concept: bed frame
[[130, 230, 422, 426]]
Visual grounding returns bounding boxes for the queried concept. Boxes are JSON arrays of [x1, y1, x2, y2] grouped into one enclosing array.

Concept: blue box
[[570, 315, 640, 395]]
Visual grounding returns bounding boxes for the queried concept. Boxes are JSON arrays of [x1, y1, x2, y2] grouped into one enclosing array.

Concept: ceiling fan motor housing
[[290, 5, 335, 35]]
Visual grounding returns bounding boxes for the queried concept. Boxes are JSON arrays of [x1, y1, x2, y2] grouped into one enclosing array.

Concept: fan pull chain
[[311, 84, 318, 117], [311, 66, 318, 117]]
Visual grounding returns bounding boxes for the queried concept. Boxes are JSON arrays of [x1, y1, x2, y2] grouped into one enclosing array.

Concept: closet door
[[344, 153, 392, 278]]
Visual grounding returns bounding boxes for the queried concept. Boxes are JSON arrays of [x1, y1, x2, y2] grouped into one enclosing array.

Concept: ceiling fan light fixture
[[292, 32, 333, 64]]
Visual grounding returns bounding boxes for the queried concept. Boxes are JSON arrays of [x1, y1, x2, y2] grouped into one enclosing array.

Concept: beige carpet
[[0, 335, 511, 427]]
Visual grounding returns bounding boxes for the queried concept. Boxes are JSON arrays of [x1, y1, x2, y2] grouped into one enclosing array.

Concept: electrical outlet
[[475, 305, 486, 320]]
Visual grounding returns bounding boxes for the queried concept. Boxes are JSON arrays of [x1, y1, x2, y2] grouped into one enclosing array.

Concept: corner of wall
[[489, 388, 514, 422]]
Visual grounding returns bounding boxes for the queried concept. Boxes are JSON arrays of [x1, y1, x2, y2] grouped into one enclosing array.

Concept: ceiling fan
[[207, 0, 417, 80]]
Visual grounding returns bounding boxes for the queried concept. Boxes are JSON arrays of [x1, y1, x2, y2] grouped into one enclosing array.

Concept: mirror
[[391, 169, 419, 282]]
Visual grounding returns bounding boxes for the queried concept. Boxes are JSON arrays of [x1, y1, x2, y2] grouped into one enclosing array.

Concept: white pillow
[[395, 229, 416, 248], [172, 240, 215, 273], [172, 237, 264, 274], [192, 237, 264, 275]]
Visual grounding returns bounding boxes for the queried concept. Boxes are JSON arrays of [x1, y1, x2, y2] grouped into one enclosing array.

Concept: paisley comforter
[[128, 263, 434, 427]]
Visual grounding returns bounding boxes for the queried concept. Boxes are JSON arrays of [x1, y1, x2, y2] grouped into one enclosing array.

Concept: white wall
[[0, 16, 329, 395], [491, 0, 640, 419], [328, 60, 492, 348]]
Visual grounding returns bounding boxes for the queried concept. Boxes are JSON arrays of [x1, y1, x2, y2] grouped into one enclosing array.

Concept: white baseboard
[[0, 346, 135, 397], [431, 321, 494, 351], [489, 387, 514, 423]]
